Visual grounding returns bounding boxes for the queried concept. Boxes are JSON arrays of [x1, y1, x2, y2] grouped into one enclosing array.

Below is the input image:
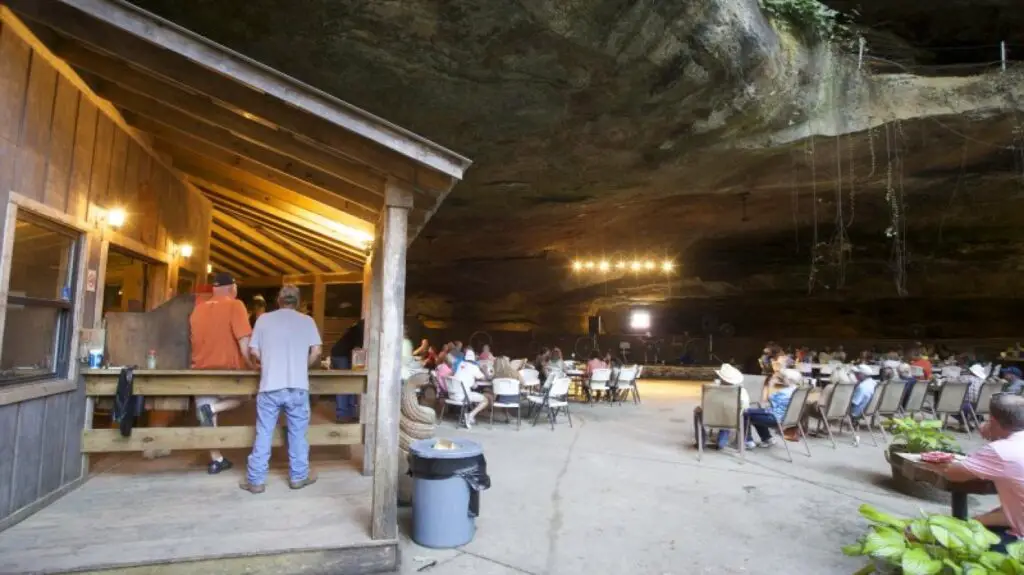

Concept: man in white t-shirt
[[240, 285, 322, 494], [452, 356, 489, 428]]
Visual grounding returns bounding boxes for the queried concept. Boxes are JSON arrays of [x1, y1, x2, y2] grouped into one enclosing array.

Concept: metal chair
[[856, 383, 888, 447], [490, 377, 522, 430], [809, 382, 857, 449], [695, 384, 745, 461], [774, 386, 812, 462], [902, 380, 930, 416], [873, 381, 908, 442], [966, 381, 1002, 430], [741, 374, 768, 407], [929, 381, 972, 438]]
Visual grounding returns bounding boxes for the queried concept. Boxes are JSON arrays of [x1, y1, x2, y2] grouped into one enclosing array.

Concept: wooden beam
[[156, 139, 377, 225], [238, 271, 362, 288], [21, 10, 461, 191], [84, 372, 366, 395], [189, 174, 371, 255], [259, 227, 345, 274], [313, 274, 326, 334], [213, 211, 339, 273], [207, 200, 366, 268], [83, 424, 361, 453], [209, 236, 279, 277], [211, 218, 303, 275], [127, 112, 385, 213], [208, 249, 261, 278], [85, 74, 388, 194], [371, 180, 413, 540], [206, 252, 248, 279]]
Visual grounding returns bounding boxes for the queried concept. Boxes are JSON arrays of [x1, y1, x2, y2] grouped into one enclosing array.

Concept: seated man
[[1004, 367, 1024, 395], [802, 366, 854, 434], [452, 353, 489, 429], [694, 364, 750, 450], [849, 364, 879, 419], [939, 394, 1024, 552], [896, 363, 918, 410], [744, 369, 802, 448]]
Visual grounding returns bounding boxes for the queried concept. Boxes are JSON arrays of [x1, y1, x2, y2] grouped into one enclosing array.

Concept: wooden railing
[[81, 369, 367, 453]]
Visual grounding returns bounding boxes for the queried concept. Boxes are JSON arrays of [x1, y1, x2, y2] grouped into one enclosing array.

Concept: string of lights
[[571, 259, 675, 273]]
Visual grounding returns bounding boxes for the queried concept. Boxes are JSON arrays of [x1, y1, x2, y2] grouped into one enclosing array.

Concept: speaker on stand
[[588, 315, 602, 337]]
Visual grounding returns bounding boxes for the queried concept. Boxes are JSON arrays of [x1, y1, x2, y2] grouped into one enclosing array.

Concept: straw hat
[[969, 364, 988, 380], [715, 363, 744, 385], [781, 369, 803, 385]]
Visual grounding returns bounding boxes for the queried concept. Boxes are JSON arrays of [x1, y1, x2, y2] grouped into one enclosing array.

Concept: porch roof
[[5, 0, 471, 278]]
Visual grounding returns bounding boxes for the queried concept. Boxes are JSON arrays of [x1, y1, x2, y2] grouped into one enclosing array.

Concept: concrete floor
[[397, 380, 993, 575]]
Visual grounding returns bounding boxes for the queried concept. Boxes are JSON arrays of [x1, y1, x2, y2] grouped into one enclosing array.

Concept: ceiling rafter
[[210, 219, 303, 275], [213, 211, 335, 273]]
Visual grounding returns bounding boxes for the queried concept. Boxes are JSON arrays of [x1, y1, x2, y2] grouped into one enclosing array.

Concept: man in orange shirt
[[910, 350, 933, 380], [190, 272, 252, 474]]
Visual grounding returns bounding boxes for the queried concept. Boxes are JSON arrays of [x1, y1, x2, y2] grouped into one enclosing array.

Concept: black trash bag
[[112, 366, 145, 437], [408, 454, 491, 517]]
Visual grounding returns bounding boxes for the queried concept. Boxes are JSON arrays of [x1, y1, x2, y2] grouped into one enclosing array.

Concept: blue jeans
[[332, 356, 359, 419], [745, 408, 778, 442], [247, 388, 310, 485]]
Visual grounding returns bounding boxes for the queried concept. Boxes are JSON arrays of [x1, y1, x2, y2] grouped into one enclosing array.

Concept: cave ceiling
[[125, 0, 1024, 329]]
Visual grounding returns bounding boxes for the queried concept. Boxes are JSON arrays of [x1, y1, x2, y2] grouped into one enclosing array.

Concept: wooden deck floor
[[0, 447, 389, 574]]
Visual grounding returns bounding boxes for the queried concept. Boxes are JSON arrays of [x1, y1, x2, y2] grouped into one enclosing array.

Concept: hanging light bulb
[[662, 261, 674, 272], [598, 260, 610, 272], [572, 261, 583, 271], [585, 261, 595, 270], [630, 261, 641, 271], [616, 261, 626, 270], [644, 260, 655, 270]]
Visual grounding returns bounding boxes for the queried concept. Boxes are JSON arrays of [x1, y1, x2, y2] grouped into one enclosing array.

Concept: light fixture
[[644, 260, 655, 270], [662, 261, 674, 272], [630, 309, 651, 331], [584, 261, 595, 270], [206, 264, 213, 274], [106, 207, 126, 229], [598, 260, 610, 272], [572, 261, 582, 271], [630, 261, 641, 271], [616, 261, 626, 269], [179, 244, 193, 258]]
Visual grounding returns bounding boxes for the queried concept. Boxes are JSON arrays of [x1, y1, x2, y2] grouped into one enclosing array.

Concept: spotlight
[[662, 261, 674, 272], [598, 260, 610, 272], [179, 244, 193, 258], [630, 309, 651, 331], [630, 261, 641, 271], [585, 261, 595, 269], [572, 261, 582, 271], [644, 260, 655, 270], [616, 261, 626, 270]]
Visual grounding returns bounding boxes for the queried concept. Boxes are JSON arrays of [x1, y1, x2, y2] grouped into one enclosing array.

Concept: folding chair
[[695, 384, 745, 461], [856, 383, 887, 447], [809, 382, 856, 449], [741, 375, 768, 407], [965, 381, 1002, 430], [613, 367, 639, 405], [490, 377, 522, 430], [774, 386, 812, 462], [438, 376, 468, 427], [632, 365, 644, 403], [873, 381, 907, 442], [587, 368, 612, 405], [518, 368, 541, 395], [528, 376, 572, 430], [929, 381, 971, 438], [902, 381, 930, 417]]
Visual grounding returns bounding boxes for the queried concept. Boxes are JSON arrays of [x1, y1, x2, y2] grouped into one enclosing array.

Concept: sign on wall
[[86, 269, 97, 292]]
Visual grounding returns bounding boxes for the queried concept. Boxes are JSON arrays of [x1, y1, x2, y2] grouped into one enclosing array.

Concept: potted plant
[[843, 504, 1024, 574], [883, 418, 962, 481]]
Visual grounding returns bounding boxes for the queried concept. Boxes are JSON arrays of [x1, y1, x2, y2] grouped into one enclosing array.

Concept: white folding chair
[[587, 368, 612, 405], [631, 364, 644, 403], [518, 368, 541, 395], [775, 386, 812, 462], [528, 376, 572, 429], [490, 378, 522, 430], [613, 367, 639, 405], [929, 381, 972, 438], [438, 376, 468, 427], [809, 382, 856, 449], [695, 384, 744, 461], [510, 359, 525, 371]]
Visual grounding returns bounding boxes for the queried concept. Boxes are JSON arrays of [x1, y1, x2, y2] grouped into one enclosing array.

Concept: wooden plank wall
[[0, 19, 212, 528]]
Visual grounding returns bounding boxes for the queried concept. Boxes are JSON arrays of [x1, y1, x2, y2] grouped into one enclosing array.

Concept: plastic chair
[[695, 384, 745, 461], [518, 368, 541, 394], [439, 376, 467, 427], [587, 368, 612, 405], [490, 378, 521, 430], [614, 367, 639, 405], [527, 376, 572, 430]]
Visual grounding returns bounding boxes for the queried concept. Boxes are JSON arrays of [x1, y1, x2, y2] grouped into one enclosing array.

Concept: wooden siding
[[0, 18, 213, 528]]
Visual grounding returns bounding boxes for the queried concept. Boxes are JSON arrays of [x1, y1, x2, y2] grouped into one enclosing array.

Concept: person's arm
[[232, 302, 255, 367], [307, 317, 323, 368], [940, 445, 1000, 483], [248, 319, 262, 364], [308, 345, 322, 367]]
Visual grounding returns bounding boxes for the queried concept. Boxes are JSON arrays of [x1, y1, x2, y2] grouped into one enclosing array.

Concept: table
[[890, 451, 997, 519]]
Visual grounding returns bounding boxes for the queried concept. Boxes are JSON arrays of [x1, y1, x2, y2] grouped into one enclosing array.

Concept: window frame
[[0, 208, 83, 387]]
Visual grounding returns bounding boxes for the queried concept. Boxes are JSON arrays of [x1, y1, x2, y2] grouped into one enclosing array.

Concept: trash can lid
[[409, 438, 483, 459]]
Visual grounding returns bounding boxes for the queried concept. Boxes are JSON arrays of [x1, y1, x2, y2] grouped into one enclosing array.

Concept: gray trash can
[[408, 438, 490, 549]]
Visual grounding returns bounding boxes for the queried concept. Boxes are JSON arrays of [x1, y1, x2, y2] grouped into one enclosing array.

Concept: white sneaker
[[759, 437, 778, 448], [464, 416, 474, 429]]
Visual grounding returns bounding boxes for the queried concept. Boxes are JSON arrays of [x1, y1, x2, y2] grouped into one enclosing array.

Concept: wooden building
[[0, 0, 469, 572]]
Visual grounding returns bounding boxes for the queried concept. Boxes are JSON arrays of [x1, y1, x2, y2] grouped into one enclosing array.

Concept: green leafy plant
[[885, 418, 962, 455], [843, 504, 1024, 574], [758, 0, 847, 42]]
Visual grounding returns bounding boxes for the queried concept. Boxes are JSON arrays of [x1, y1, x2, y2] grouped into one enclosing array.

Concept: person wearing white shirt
[[453, 358, 490, 428]]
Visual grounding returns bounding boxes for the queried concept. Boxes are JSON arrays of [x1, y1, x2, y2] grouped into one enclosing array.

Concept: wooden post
[[362, 234, 382, 476], [370, 179, 412, 541], [312, 273, 326, 336]]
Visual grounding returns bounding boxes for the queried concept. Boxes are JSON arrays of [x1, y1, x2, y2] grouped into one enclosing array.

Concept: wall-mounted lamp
[[179, 244, 193, 258], [206, 264, 213, 274], [106, 207, 126, 229]]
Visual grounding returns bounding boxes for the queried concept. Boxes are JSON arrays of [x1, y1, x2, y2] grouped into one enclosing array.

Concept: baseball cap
[[211, 272, 235, 287]]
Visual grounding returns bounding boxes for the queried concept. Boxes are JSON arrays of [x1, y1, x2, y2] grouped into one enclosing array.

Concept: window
[[1, 213, 80, 384], [103, 249, 152, 314]]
